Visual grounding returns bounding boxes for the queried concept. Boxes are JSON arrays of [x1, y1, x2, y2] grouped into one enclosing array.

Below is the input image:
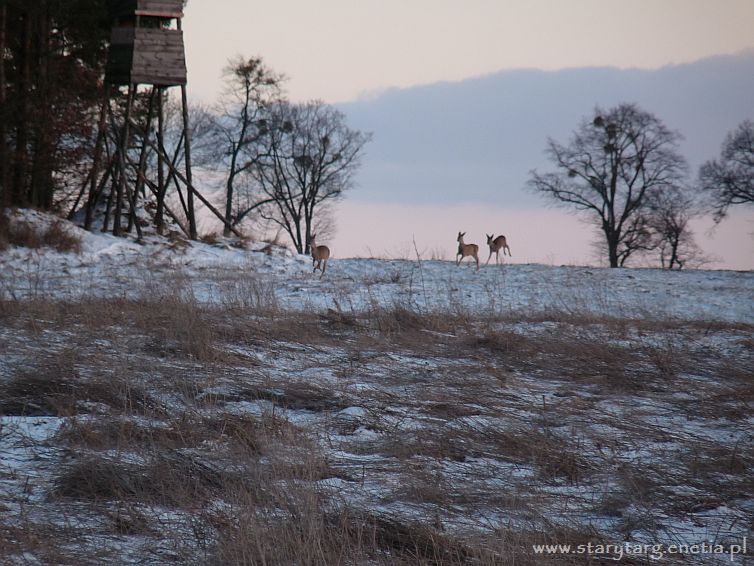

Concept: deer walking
[[486, 234, 512, 265], [309, 233, 330, 277], [456, 232, 479, 270]]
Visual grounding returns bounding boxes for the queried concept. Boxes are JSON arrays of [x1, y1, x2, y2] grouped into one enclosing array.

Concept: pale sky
[[184, 0, 754, 103], [182, 1, 754, 270]]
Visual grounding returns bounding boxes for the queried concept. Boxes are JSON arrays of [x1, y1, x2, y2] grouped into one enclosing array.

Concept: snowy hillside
[[1, 210, 752, 564], [2, 209, 752, 323]]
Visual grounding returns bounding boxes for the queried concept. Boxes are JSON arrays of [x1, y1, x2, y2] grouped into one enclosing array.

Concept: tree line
[[528, 104, 754, 268], [207, 56, 371, 254], [0, 0, 109, 210], [0, 1, 751, 266], [0, 1, 370, 255]]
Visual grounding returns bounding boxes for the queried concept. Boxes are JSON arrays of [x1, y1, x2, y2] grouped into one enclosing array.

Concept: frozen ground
[[2, 209, 752, 323], [1, 209, 753, 564]]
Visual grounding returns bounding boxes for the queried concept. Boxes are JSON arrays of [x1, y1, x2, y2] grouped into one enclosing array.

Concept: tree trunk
[[11, 12, 32, 206], [29, 4, 55, 209], [85, 90, 110, 230], [224, 161, 236, 237], [604, 224, 620, 268], [668, 240, 680, 270], [608, 242, 619, 267], [0, 3, 8, 205]]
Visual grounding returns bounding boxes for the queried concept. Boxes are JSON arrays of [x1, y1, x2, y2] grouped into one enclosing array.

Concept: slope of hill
[[1, 211, 752, 563]]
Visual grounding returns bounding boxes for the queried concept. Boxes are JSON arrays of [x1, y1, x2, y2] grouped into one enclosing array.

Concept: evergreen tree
[[0, 0, 110, 209]]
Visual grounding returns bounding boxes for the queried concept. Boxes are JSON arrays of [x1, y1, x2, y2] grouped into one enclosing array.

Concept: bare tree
[[213, 56, 284, 236], [528, 103, 688, 267], [698, 120, 754, 222], [255, 101, 371, 254], [0, 3, 8, 205], [646, 186, 704, 269]]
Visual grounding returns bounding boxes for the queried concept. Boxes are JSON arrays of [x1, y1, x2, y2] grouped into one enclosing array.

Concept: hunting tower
[[105, 0, 187, 87], [83, 0, 234, 240]]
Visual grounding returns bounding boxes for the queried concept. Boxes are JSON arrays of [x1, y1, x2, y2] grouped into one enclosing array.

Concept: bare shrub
[[215, 274, 280, 313], [0, 356, 161, 417], [0, 211, 81, 253], [210, 499, 485, 565], [53, 452, 226, 508], [43, 219, 82, 254], [201, 231, 221, 244], [6, 216, 42, 248], [130, 295, 218, 362], [476, 426, 594, 484]]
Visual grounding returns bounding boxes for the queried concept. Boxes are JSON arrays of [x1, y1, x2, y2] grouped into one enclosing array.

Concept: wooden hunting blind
[[106, 0, 187, 86], [83, 0, 239, 241]]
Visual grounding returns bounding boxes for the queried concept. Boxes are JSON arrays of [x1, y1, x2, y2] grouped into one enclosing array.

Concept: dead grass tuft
[[127, 294, 219, 362], [215, 274, 280, 313], [201, 231, 220, 244], [0, 361, 156, 417], [44, 219, 83, 254], [53, 452, 225, 507], [211, 502, 486, 566], [492, 428, 593, 484], [0, 210, 81, 253], [382, 427, 470, 463], [364, 303, 466, 339], [366, 514, 473, 564], [461, 327, 533, 358]]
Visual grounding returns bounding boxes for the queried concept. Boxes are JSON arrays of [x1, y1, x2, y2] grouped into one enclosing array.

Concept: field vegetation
[[1, 260, 752, 564]]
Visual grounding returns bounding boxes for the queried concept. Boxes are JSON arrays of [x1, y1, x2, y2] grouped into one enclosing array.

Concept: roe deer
[[486, 234, 512, 265], [456, 232, 479, 270], [310, 233, 330, 276]]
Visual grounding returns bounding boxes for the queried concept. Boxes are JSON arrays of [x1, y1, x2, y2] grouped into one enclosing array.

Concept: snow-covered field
[[1, 209, 753, 564], [2, 210, 752, 323]]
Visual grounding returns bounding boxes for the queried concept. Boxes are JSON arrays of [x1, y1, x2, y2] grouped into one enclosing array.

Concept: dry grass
[[0, 210, 82, 254], [53, 452, 226, 507], [0, 361, 158, 417], [1, 289, 752, 564]]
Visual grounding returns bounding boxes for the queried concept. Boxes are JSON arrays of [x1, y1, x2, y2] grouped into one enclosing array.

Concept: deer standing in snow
[[456, 232, 479, 270], [309, 233, 330, 277], [486, 234, 512, 265]]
